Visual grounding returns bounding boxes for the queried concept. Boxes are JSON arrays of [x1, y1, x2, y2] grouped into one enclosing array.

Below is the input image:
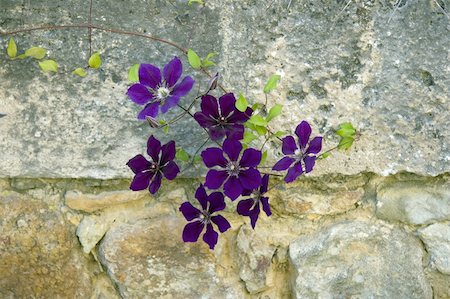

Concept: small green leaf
[[16, 54, 26, 60], [245, 122, 267, 136], [163, 125, 169, 134], [261, 151, 268, 165], [235, 93, 248, 112], [338, 137, 354, 150], [193, 155, 202, 163], [128, 64, 140, 82], [266, 104, 283, 122], [187, 49, 201, 69], [249, 115, 268, 127], [202, 52, 217, 67], [251, 103, 264, 112], [7, 37, 17, 58], [88, 52, 102, 69], [336, 122, 356, 137], [242, 131, 258, 144], [188, 0, 204, 5], [263, 74, 281, 94], [72, 68, 87, 77], [38, 60, 58, 73], [272, 131, 285, 138], [25, 47, 46, 59], [176, 148, 190, 162], [320, 152, 331, 159]]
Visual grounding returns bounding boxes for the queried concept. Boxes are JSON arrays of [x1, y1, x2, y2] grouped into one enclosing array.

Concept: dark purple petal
[[146, 135, 161, 162], [237, 198, 254, 216], [200, 95, 219, 119], [282, 136, 298, 155], [194, 184, 208, 210], [148, 172, 162, 194], [130, 171, 153, 191], [194, 112, 216, 128], [306, 136, 322, 154], [248, 206, 261, 229], [182, 220, 204, 243], [242, 189, 253, 196], [208, 192, 226, 213], [219, 93, 236, 118], [160, 141, 176, 165], [205, 170, 228, 190], [303, 156, 316, 173], [211, 215, 231, 233], [222, 139, 242, 161], [139, 64, 161, 89], [223, 176, 243, 200], [260, 174, 270, 194], [272, 157, 295, 171], [295, 121, 312, 149], [227, 107, 252, 123], [239, 148, 262, 168], [284, 162, 303, 183], [172, 76, 195, 97], [209, 126, 226, 141], [162, 160, 179, 180], [160, 95, 180, 114], [127, 154, 151, 174], [201, 148, 228, 168], [225, 124, 245, 140], [261, 196, 271, 216], [239, 168, 261, 191], [203, 223, 218, 249], [179, 202, 201, 221], [138, 102, 160, 120], [163, 56, 182, 87], [127, 84, 153, 105]]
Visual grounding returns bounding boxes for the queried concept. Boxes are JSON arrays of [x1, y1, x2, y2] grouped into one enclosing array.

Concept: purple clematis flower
[[127, 57, 195, 120], [127, 135, 180, 194], [237, 174, 272, 229], [201, 139, 262, 201], [272, 120, 322, 183], [179, 184, 231, 249], [194, 93, 252, 141]]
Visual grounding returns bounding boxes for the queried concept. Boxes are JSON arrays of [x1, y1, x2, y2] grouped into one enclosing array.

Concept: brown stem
[[317, 132, 361, 159], [88, 0, 93, 56]]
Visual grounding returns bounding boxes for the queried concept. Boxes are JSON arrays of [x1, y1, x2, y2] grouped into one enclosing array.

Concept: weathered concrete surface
[[0, 0, 449, 179]]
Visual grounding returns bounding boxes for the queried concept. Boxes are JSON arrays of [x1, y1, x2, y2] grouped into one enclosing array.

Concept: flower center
[[149, 162, 159, 172], [226, 161, 240, 177], [218, 116, 227, 125], [156, 86, 170, 100], [199, 210, 211, 224]]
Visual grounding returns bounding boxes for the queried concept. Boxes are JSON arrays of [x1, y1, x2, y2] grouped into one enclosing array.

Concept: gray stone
[[419, 222, 450, 275], [289, 220, 432, 299], [376, 181, 450, 225]]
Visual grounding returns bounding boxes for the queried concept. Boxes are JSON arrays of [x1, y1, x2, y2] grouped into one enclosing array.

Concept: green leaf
[[188, 0, 204, 5], [25, 47, 46, 59], [242, 131, 258, 144], [338, 137, 354, 150], [235, 93, 248, 112], [263, 74, 281, 94], [7, 37, 17, 58], [320, 152, 331, 159], [128, 64, 140, 82], [251, 103, 264, 112], [336, 122, 356, 137], [176, 148, 190, 162], [38, 60, 58, 73], [266, 104, 283, 122], [248, 115, 268, 127], [187, 49, 201, 69], [88, 52, 102, 69], [16, 54, 27, 59], [273, 131, 285, 138], [193, 155, 202, 163], [163, 125, 169, 134], [72, 68, 87, 77], [245, 122, 267, 136], [261, 151, 268, 165], [202, 52, 217, 67]]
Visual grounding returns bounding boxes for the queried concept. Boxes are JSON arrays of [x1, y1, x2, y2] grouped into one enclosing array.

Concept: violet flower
[[237, 174, 271, 229], [194, 93, 252, 141], [179, 184, 231, 249], [272, 120, 322, 183], [127, 135, 180, 194], [201, 139, 262, 200], [127, 57, 195, 120]]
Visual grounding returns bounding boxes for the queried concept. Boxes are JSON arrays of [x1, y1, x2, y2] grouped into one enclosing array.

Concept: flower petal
[[194, 112, 216, 128], [211, 215, 231, 233], [248, 206, 261, 229], [225, 124, 245, 140], [237, 198, 254, 216], [200, 95, 219, 119], [148, 172, 162, 194], [261, 196, 272, 216], [179, 202, 201, 221], [139, 63, 161, 89], [130, 171, 153, 191], [203, 223, 218, 249], [227, 107, 252, 123], [160, 95, 180, 114], [127, 84, 153, 105], [260, 174, 270, 194], [182, 220, 204, 243], [162, 160, 179, 180], [306, 136, 322, 154], [222, 139, 242, 161], [209, 126, 226, 141], [295, 121, 312, 149], [219, 93, 236, 118], [272, 157, 295, 171], [127, 154, 151, 174], [205, 170, 228, 190], [160, 140, 176, 165], [223, 176, 243, 201], [201, 148, 228, 168], [194, 184, 208, 210], [304, 156, 316, 173], [138, 102, 160, 120], [172, 76, 195, 97], [146, 135, 161, 162], [284, 162, 303, 183], [163, 56, 182, 87], [239, 148, 262, 168], [208, 192, 226, 213], [282, 136, 298, 155], [239, 168, 262, 191]]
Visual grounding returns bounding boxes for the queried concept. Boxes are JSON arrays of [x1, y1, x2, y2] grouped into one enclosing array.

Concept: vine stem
[[88, 0, 93, 56]]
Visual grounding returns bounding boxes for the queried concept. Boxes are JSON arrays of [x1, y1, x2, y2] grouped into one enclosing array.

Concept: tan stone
[[65, 190, 148, 212]]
